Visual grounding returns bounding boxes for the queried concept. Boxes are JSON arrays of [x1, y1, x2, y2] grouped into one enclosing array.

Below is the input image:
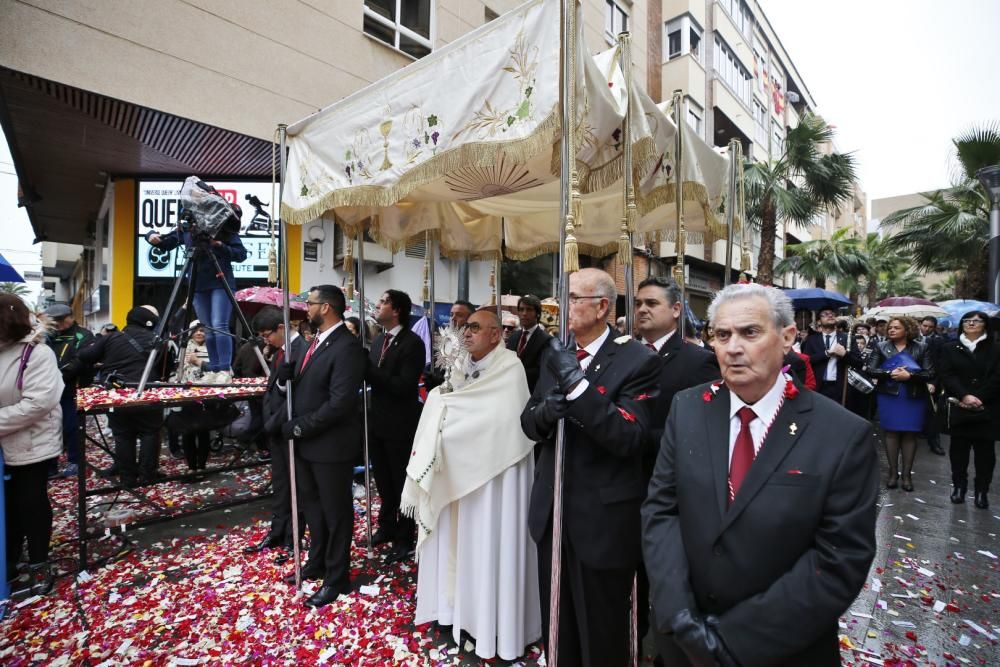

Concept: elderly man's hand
[[533, 388, 570, 433], [669, 610, 738, 667], [544, 337, 585, 394]]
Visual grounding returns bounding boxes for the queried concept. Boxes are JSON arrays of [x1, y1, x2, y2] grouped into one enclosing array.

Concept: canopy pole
[[617, 32, 640, 667], [495, 252, 503, 320], [671, 90, 686, 338], [276, 123, 302, 592], [428, 233, 436, 329], [723, 138, 739, 288], [357, 225, 375, 560], [549, 1, 578, 665], [619, 32, 636, 335]]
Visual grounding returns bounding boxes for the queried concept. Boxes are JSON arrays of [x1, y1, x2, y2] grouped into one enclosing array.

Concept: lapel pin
[[789, 423, 798, 435], [593, 364, 601, 372]]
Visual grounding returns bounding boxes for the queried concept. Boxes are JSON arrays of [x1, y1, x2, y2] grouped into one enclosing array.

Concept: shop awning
[[0, 66, 274, 245]]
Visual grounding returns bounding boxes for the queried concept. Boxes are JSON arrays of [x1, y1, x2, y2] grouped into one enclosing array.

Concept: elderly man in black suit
[[244, 306, 307, 562], [521, 268, 660, 666], [367, 289, 425, 564], [633, 276, 719, 651], [507, 294, 552, 393], [642, 284, 878, 666], [278, 285, 367, 608]]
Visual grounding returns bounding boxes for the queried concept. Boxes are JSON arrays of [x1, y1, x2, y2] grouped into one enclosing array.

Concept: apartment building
[[4, 0, 644, 325]]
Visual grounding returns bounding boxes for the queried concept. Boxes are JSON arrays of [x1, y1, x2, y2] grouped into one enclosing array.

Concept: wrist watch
[[292, 424, 302, 438]]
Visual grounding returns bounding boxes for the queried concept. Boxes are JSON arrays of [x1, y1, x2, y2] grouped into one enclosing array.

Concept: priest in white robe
[[402, 309, 541, 660]]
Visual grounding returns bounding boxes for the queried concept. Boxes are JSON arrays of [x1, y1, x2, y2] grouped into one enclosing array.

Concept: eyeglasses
[[962, 318, 985, 324], [466, 322, 497, 333], [568, 295, 604, 305], [502, 325, 515, 331], [305, 300, 327, 307], [258, 330, 274, 338]]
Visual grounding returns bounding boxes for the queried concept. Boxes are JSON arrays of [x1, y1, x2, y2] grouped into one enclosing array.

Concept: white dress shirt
[[567, 326, 611, 400], [643, 329, 676, 353], [728, 373, 786, 465]]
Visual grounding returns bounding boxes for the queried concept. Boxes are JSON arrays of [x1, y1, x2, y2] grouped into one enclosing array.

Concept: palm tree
[[877, 265, 927, 301], [775, 227, 869, 290], [743, 113, 858, 286], [928, 273, 958, 302], [882, 122, 1000, 299], [0, 282, 30, 296]]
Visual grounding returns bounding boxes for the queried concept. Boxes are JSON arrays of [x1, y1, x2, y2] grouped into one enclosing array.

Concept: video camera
[[177, 176, 242, 240]]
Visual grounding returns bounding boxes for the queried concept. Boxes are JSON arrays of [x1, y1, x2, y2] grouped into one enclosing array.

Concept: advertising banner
[[136, 180, 280, 280]]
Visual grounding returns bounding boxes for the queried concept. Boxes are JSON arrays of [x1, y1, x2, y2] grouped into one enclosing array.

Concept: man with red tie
[[366, 290, 425, 564], [522, 268, 660, 666], [641, 284, 878, 666], [506, 294, 551, 394], [278, 285, 367, 608]]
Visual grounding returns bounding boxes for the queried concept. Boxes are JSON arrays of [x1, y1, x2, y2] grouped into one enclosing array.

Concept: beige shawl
[[401, 345, 534, 554]]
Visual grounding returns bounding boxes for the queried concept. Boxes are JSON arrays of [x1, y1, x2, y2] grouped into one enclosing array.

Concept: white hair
[[707, 284, 794, 330]]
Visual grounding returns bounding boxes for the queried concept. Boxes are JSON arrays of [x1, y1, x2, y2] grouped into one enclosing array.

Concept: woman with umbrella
[[936, 311, 999, 509], [867, 316, 935, 491]]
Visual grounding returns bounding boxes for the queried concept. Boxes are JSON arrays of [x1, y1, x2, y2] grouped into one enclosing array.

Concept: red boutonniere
[[783, 376, 799, 400], [634, 392, 651, 401], [596, 385, 607, 395], [702, 381, 723, 403]]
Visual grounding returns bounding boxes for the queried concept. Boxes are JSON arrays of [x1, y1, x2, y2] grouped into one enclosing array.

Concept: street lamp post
[[977, 165, 1000, 304]]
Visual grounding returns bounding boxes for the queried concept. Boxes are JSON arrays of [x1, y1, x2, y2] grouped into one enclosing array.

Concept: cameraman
[[79, 306, 165, 488], [147, 204, 248, 384]]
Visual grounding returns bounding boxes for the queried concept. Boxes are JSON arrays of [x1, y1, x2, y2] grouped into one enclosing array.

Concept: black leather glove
[[670, 610, 738, 667], [275, 361, 295, 383], [544, 337, 586, 394], [281, 419, 298, 440], [532, 388, 570, 433]]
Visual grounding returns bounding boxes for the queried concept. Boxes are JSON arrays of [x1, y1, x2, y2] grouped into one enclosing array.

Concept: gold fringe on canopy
[[282, 107, 562, 226]]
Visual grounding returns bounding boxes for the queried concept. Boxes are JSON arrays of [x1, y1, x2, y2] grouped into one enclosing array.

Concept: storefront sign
[[135, 180, 279, 279]]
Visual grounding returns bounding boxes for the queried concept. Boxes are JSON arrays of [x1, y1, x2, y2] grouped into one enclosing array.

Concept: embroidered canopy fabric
[[281, 0, 732, 260]]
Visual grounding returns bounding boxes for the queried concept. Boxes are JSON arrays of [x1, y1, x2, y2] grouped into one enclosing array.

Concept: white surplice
[[414, 453, 541, 660]]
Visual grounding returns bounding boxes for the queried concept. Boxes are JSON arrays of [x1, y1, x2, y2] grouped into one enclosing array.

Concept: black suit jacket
[[641, 382, 878, 666], [801, 330, 851, 388], [287, 325, 366, 464], [522, 327, 660, 569], [507, 326, 552, 393], [263, 335, 306, 429], [645, 334, 719, 467], [366, 327, 425, 440]]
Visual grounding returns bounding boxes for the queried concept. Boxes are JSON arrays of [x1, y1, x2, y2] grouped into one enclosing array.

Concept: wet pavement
[[839, 432, 1000, 666]]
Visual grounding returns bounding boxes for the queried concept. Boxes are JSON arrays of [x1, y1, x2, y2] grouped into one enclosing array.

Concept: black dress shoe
[[273, 551, 291, 565], [284, 566, 323, 584], [974, 491, 989, 509], [886, 474, 899, 490], [370, 528, 393, 546], [950, 486, 966, 504], [305, 584, 346, 608], [385, 544, 413, 565], [901, 477, 914, 492], [929, 443, 945, 456], [244, 533, 284, 554]]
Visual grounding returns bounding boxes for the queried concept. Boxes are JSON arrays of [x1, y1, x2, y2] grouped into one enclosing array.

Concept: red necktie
[[300, 337, 319, 370], [645, 342, 657, 352], [517, 330, 529, 356], [728, 406, 757, 506], [379, 333, 394, 366], [275, 348, 284, 366], [575, 348, 589, 364]]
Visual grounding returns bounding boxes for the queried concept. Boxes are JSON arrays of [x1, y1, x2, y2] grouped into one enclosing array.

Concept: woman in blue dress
[[867, 316, 935, 491]]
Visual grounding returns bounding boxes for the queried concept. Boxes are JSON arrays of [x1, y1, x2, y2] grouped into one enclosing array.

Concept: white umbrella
[[865, 304, 948, 320]]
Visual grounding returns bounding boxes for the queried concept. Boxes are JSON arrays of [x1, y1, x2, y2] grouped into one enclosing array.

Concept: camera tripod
[[137, 236, 269, 395]]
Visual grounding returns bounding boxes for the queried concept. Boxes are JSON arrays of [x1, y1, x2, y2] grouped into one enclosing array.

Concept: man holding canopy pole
[[278, 284, 367, 607], [522, 268, 660, 665]]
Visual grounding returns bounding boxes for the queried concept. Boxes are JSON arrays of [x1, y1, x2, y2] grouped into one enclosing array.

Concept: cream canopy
[[280, 0, 733, 260]]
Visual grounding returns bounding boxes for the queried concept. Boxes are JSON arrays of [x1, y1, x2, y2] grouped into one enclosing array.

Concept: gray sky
[[0, 138, 41, 302], [762, 0, 1000, 205]]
